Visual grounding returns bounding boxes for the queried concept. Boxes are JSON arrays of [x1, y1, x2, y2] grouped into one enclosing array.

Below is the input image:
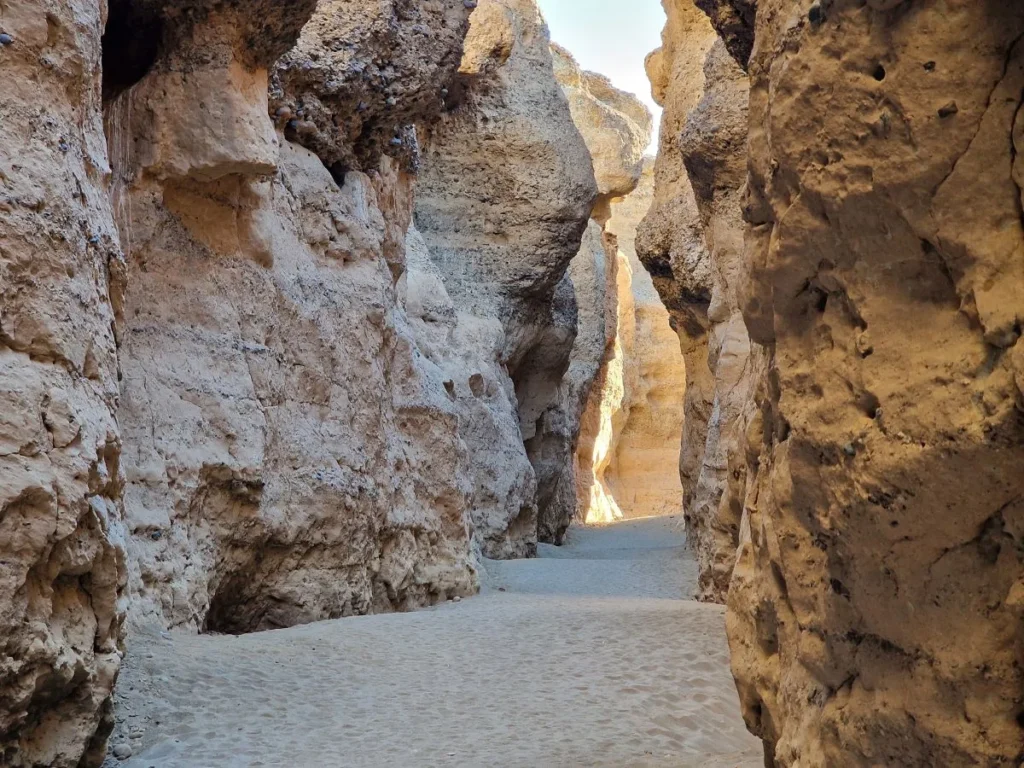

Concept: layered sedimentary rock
[[0, 4, 125, 766], [720, 1, 1024, 764], [600, 163, 687, 521], [110, 0, 477, 634], [414, 0, 597, 554]]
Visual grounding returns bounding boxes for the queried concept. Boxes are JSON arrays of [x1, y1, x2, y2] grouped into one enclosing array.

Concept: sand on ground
[[108, 516, 763, 768]]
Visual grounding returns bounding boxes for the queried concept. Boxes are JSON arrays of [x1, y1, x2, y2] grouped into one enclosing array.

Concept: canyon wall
[[640, 1, 753, 596], [638, 2, 717, 537], [113, 0, 477, 636], [576, 161, 688, 524], [601, 163, 687, 521], [679, 39, 753, 601], [651, 0, 1024, 763], [2, 0, 610, 762], [0, 3, 125, 765], [413, 0, 598, 555], [550, 46, 683, 529], [725, 1, 1024, 764]]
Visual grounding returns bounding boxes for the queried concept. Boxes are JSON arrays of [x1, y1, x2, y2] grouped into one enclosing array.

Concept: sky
[[535, 0, 666, 152]]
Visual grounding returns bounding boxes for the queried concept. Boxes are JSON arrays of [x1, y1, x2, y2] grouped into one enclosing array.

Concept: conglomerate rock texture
[[414, 0, 598, 554], [269, 0, 473, 173], [724, 1, 1024, 764], [0, 2, 125, 766]]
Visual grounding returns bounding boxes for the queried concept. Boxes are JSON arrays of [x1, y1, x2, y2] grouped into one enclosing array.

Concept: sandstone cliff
[[650, 0, 1024, 762], [575, 162, 688, 525], [0, 0, 605, 761], [672, 38, 754, 601], [724, 1, 1024, 764], [545, 44, 663, 534], [1, 3, 125, 764], [109, 0, 476, 637], [601, 163, 687, 521], [414, 0, 598, 555], [638, 3, 718, 536]]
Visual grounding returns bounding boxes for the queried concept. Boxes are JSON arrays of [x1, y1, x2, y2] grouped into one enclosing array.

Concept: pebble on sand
[[112, 743, 133, 760]]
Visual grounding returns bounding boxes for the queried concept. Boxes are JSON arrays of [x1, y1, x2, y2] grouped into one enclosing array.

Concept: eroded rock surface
[[0, 3, 125, 765], [601, 163, 687, 522], [269, 0, 473, 173], [675, 40, 753, 601], [552, 44, 653, 220], [414, 0, 597, 555], [110, 0, 476, 634], [638, 3, 718, 528], [724, 1, 1024, 764], [544, 43, 659, 537]]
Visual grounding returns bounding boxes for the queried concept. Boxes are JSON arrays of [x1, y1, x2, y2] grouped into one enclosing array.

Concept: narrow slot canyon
[[0, 1, 1022, 767]]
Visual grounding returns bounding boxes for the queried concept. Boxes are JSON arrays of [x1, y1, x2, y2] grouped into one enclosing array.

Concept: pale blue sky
[[535, 0, 666, 151]]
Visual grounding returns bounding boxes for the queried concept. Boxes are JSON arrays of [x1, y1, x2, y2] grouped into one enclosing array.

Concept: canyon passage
[[1, 0, 1023, 767]]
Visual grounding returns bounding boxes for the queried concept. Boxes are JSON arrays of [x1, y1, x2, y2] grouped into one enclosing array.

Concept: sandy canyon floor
[[107, 517, 761, 767]]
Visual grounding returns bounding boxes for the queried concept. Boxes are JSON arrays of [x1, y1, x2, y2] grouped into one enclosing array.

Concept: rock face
[[269, 0, 473, 173], [672, 39, 753, 601], [692, 0, 755, 69], [0, 3, 126, 766], [714, 0, 1024, 765], [576, 162, 687, 525], [600, 163, 687, 521], [2, 0, 637, 761], [545, 44, 660, 534], [110, 0, 478, 633], [638, 3, 718, 534], [551, 44, 653, 219], [414, 0, 598, 554]]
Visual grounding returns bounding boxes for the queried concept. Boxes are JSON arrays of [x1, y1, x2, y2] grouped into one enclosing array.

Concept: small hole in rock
[[328, 162, 349, 189], [872, 64, 886, 81]]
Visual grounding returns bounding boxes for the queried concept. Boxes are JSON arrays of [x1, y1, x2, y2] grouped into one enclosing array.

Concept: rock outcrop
[[672, 39, 753, 601], [551, 44, 653, 220], [0, 3, 125, 765], [600, 163, 687, 521], [269, 0, 473, 173], [723, 1, 1024, 764], [576, 162, 687, 525], [549, 46, 681, 532], [108, 0, 476, 636], [414, 0, 598, 555], [638, 3, 718, 535]]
